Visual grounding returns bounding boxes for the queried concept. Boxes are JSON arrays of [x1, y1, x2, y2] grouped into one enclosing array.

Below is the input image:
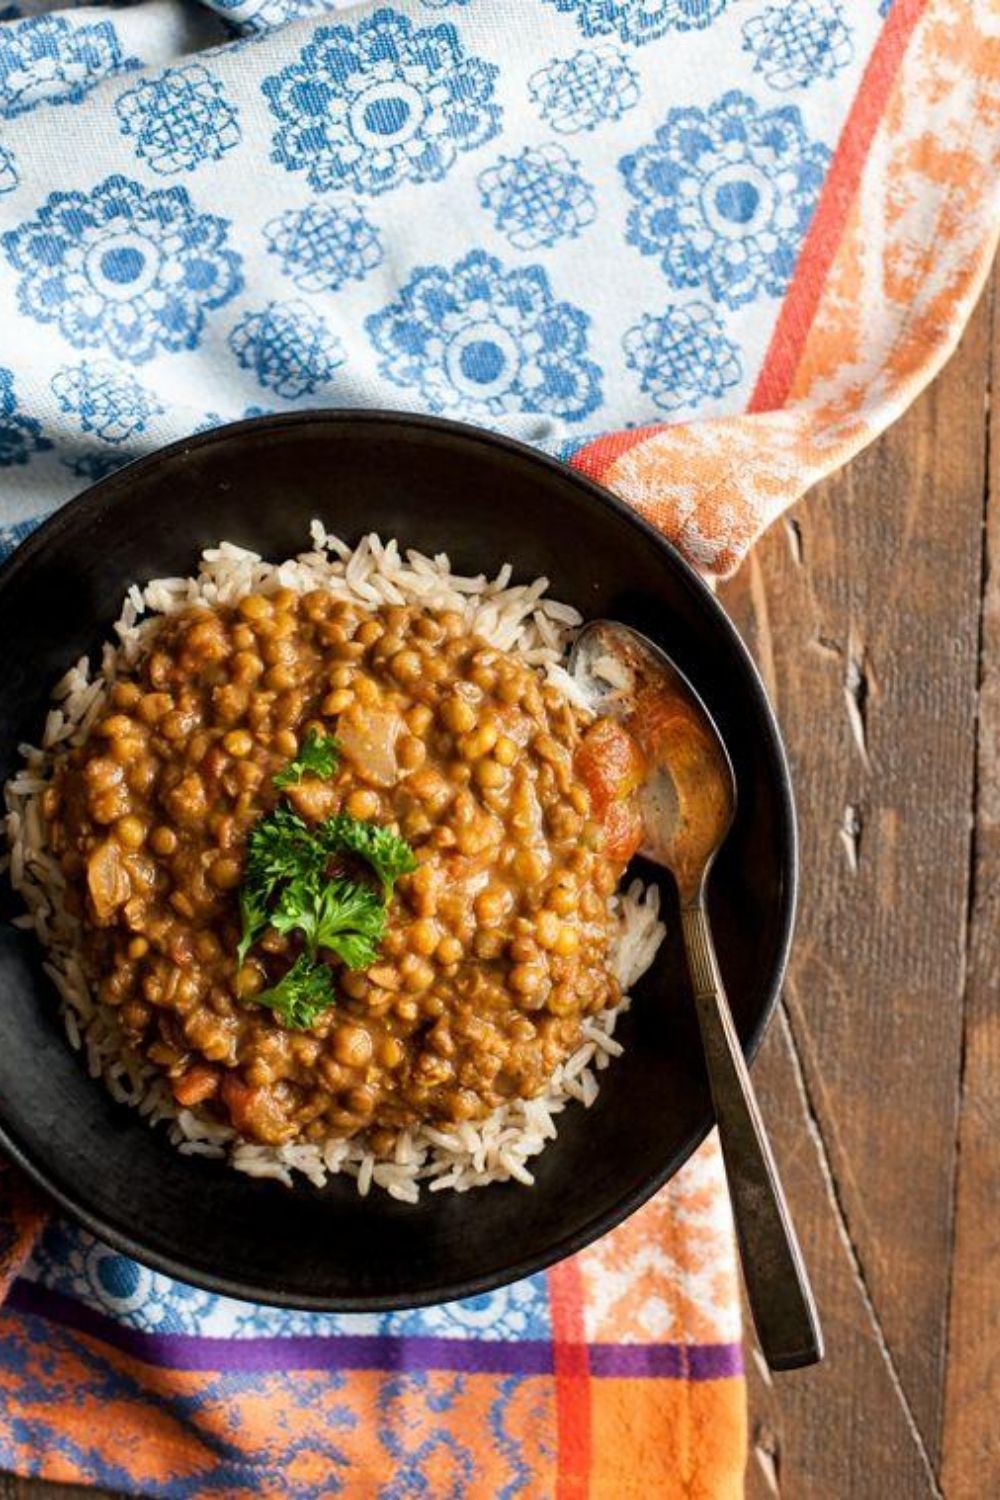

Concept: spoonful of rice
[[570, 619, 823, 1372]]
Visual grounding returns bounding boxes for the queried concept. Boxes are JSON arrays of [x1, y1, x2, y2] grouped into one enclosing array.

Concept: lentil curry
[[44, 590, 645, 1155]]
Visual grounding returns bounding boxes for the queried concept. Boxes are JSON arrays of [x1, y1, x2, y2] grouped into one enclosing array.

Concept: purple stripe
[[8, 1278, 741, 1382], [590, 1342, 743, 1379]]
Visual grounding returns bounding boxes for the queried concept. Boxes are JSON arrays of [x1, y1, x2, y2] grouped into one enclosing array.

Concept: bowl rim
[[0, 408, 798, 1309]]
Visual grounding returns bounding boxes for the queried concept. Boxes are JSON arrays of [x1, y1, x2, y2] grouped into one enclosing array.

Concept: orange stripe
[[549, 1258, 592, 1500], [748, 0, 929, 412], [590, 1378, 748, 1499]]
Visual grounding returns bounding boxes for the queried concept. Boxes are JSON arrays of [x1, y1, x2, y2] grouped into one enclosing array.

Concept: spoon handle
[[680, 900, 823, 1372]]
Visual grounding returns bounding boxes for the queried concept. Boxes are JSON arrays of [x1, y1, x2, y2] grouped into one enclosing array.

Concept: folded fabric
[[0, 0, 996, 1495], [0, 1142, 746, 1496]]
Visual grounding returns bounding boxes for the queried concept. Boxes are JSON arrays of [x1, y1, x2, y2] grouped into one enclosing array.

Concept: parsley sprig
[[270, 875, 386, 971], [320, 813, 418, 900], [252, 953, 338, 1030], [272, 729, 341, 790], [236, 802, 416, 1029], [237, 804, 323, 969]]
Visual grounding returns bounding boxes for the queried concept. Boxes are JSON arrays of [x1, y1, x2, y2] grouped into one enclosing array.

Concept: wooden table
[[723, 266, 999, 1499], [2, 270, 996, 1500]]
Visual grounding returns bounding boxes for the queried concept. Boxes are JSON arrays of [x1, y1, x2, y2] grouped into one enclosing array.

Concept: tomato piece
[[171, 1064, 221, 1108], [575, 718, 646, 866], [575, 718, 646, 807], [220, 1073, 293, 1145], [601, 798, 645, 865]]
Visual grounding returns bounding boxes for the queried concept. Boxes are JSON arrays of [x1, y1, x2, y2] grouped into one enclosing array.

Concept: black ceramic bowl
[[0, 411, 795, 1309]]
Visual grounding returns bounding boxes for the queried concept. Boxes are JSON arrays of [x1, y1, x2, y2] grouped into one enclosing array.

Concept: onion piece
[[86, 840, 131, 924], [336, 706, 404, 787]]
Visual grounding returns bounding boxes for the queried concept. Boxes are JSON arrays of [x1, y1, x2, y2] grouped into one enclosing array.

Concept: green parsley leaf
[[273, 730, 341, 790], [249, 953, 337, 1030], [236, 887, 268, 971], [245, 804, 322, 886], [237, 805, 324, 967], [270, 875, 385, 971], [320, 814, 418, 899], [235, 805, 414, 976]]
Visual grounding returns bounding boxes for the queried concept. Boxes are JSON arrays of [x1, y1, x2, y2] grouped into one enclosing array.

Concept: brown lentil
[[46, 596, 642, 1153]]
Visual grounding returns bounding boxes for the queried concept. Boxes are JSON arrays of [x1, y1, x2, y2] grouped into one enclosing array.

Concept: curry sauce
[[45, 591, 644, 1152]]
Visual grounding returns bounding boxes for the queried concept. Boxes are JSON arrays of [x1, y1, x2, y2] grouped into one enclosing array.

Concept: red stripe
[[569, 423, 666, 485], [748, 0, 929, 412], [548, 1258, 592, 1500]]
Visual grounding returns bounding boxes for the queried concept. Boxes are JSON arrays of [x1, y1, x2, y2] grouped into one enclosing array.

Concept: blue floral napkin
[[0, 0, 878, 556]]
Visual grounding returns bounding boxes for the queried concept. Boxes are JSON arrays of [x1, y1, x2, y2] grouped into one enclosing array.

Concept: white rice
[[4, 526, 665, 1202]]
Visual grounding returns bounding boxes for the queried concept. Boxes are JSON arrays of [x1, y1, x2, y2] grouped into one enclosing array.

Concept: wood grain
[[1, 290, 995, 1500], [722, 272, 995, 1497], [738, 1011, 941, 1497], [940, 280, 1000, 1498]]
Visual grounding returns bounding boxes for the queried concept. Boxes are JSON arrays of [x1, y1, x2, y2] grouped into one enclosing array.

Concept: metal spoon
[[570, 619, 823, 1372]]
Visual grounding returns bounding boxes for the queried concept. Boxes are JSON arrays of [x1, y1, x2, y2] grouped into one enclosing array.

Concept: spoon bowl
[[570, 619, 736, 900]]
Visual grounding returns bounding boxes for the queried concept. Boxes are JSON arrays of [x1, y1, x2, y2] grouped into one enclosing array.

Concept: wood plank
[[722, 275, 993, 1494], [740, 1010, 940, 1497], [941, 278, 1000, 1496]]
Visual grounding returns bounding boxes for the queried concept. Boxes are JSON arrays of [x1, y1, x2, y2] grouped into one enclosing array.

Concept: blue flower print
[[742, 1, 853, 92], [544, 0, 729, 46], [478, 144, 596, 251], [0, 15, 139, 120], [381, 1277, 551, 1340], [229, 300, 344, 399], [218, 1275, 552, 1339], [0, 145, 16, 195], [0, 366, 51, 467], [195, 404, 272, 434], [366, 249, 603, 423], [2, 175, 244, 363], [51, 361, 163, 444], [27, 1223, 220, 1332], [264, 202, 383, 293], [622, 303, 742, 412], [208, 0, 330, 33], [222, 1301, 383, 1338], [65, 449, 133, 482], [0, 517, 42, 562], [620, 91, 830, 308], [377, 1377, 476, 1493], [115, 64, 241, 175], [262, 9, 502, 197], [528, 45, 640, 135]]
